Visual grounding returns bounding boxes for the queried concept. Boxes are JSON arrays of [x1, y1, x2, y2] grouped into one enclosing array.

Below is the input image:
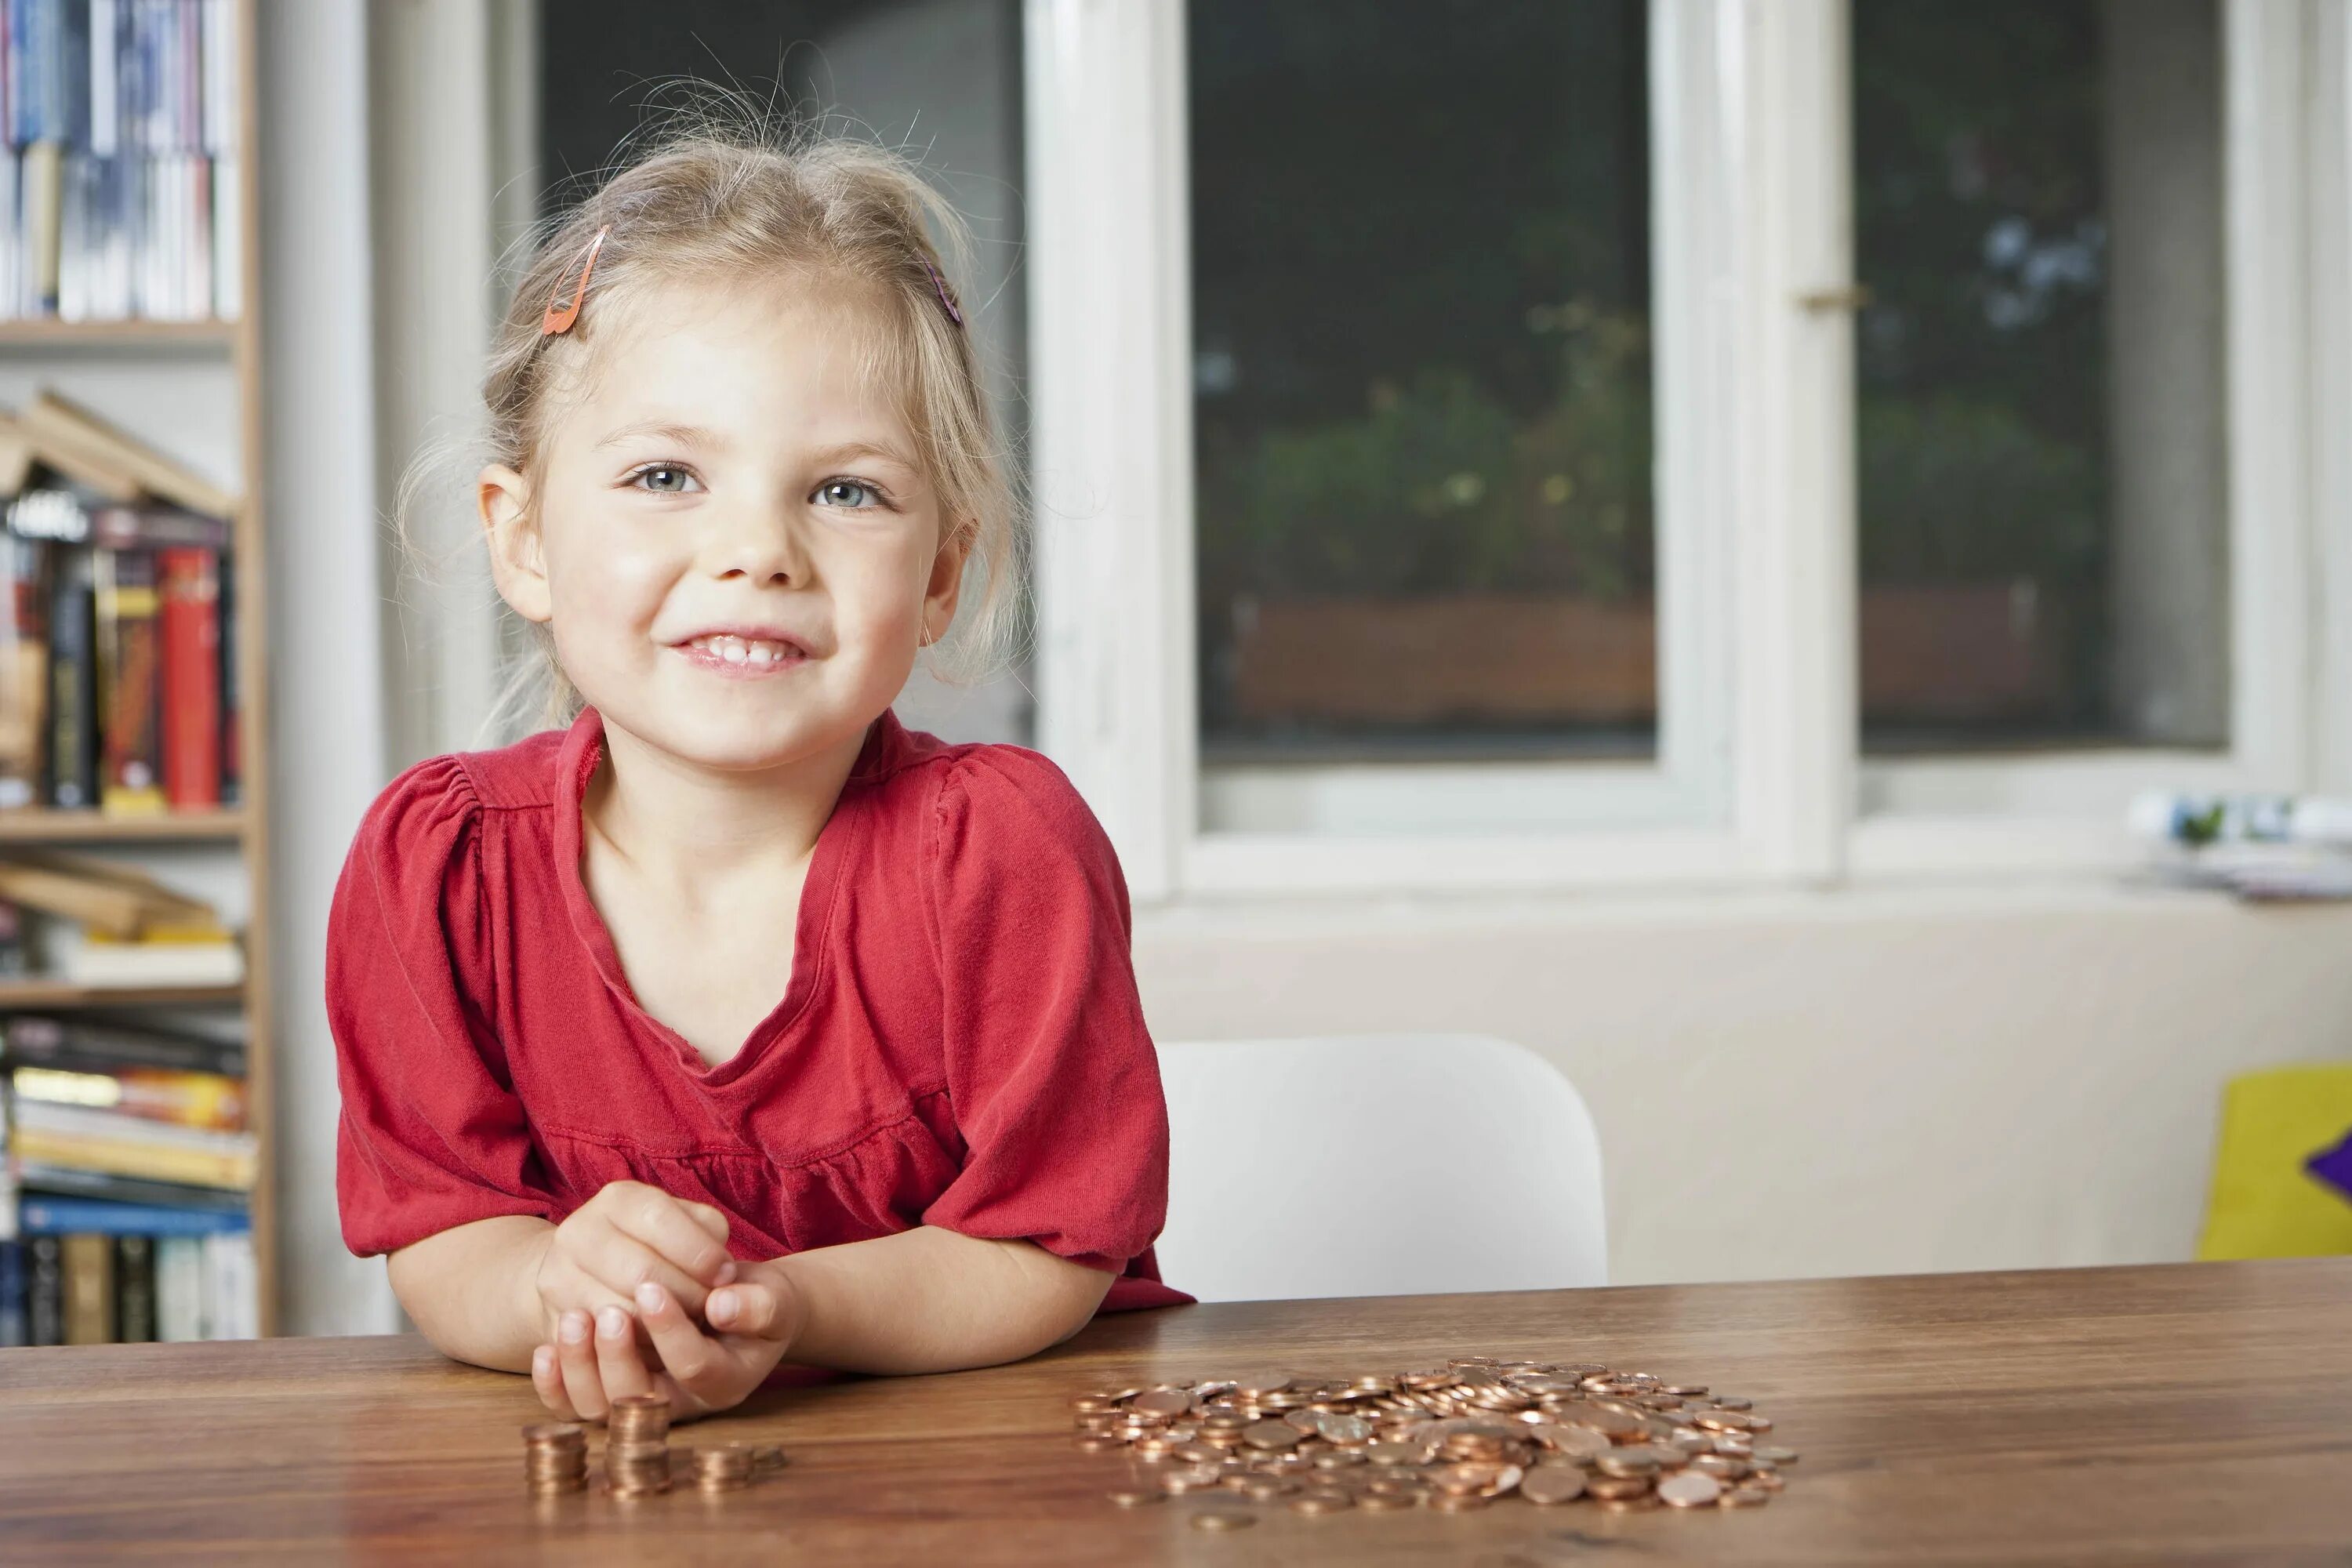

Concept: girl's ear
[[478, 463, 553, 624], [921, 517, 972, 644]]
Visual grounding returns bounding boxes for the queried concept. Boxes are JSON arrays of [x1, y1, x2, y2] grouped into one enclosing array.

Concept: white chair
[[1152, 1034, 1606, 1303]]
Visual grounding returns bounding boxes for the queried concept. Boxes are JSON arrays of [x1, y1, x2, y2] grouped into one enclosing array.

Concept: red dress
[[328, 707, 1186, 1312]]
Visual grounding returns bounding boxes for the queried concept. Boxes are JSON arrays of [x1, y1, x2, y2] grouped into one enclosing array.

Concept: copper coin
[[1291, 1490, 1355, 1515], [1713, 1396, 1752, 1411], [1749, 1468, 1787, 1493], [1519, 1466, 1588, 1506], [1752, 1444, 1799, 1465], [1105, 1488, 1161, 1507], [1693, 1410, 1754, 1432], [522, 1423, 587, 1445], [1594, 1450, 1659, 1478], [1537, 1425, 1613, 1461], [1283, 1408, 1325, 1434], [1584, 1475, 1652, 1502], [1244, 1421, 1302, 1450], [1599, 1493, 1661, 1513], [1692, 1454, 1748, 1479], [1664, 1385, 1708, 1397], [1190, 1509, 1257, 1532], [1316, 1413, 1374, 1445], [1657, 1472, 1722, 1508], [1744, 1414, 1774, 1432], [1240, 1477, 1298, 1502], [1720, 1485, 1772, 1508], [1562, 1406, 1647, 1439]]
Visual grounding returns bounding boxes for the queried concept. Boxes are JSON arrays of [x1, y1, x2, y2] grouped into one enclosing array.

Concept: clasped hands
[[526, 1181, 799, 1422]]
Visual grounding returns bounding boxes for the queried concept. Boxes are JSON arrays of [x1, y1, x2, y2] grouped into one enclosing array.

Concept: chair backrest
[[1152, 1034, 1606, 1304]]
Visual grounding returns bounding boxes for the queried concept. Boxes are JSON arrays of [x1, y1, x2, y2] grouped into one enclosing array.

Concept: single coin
[[1752, 1444, 1799, 1465], [1105, 1488, 1161, 1507], [1428, 1490, 1492, 1513], [1744, 1414, 1775, 1432], [1519, 1466, 1588, 1506], [1719, 1484, 1772, 1508], [1283, 1408, 1325, 1434], [1595, 1449, 1660, 1478], [1132, 1388, 1193, 1418], [1658, 1472, 1723, 1508], [1599, 1493, 1661, 1513], [1584, 1475, 1652, 1502], [1562, 1406, 1647, 1439], [1692, 1454, 1748, 1479], [1749, 1468, 1787, 1493], [1693, 1410, 1754, 1432], [1244, 1421, 1303, 1450], [1240, 1477, 1298, 1502], [1316, 1413, 1374, 1445], [1190, 1509, 1257, 1532], [1713, 1396, 1752, 1411], [1290, 1490, 1355, 1515]]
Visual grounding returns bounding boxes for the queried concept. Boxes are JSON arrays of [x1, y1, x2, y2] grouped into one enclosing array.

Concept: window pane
[[1189, 2, 1654, 764], [1853, 0, 2227, 753]]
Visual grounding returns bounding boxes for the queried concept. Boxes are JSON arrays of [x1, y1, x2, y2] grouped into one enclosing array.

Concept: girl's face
[[479, 275, 964, 775]]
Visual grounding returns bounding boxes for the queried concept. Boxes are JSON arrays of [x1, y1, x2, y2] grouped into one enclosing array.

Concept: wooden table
[[2, 1258, 2347, 1564]]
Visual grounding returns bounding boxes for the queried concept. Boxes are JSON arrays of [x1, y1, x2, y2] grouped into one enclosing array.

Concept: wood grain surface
[[1, 1258, 2347, 1565]]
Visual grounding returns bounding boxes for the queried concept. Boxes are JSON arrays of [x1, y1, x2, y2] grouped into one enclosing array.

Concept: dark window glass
[[1853, 0, 2227, 753], [1190, 2, 1654, 763]]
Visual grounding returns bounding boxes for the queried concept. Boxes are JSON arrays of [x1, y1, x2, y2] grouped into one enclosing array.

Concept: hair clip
[[541, 226, 611, 336], [924, 259, 964, 328]]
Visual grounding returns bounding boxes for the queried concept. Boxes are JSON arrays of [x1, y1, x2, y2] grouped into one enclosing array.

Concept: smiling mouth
[[674, 633, 811, 670]]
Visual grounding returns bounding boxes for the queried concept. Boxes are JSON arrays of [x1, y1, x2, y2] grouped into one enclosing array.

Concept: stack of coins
[[1074, 1357, 1793, 1525], [692, 1443, 759, 1493], [605, 1394, 674, 1497], [521, 1422, 589, 1495]]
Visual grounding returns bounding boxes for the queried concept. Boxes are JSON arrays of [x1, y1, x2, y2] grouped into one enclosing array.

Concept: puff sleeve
[[328, 757, 562, 1256], [917, 750, 1171, 1274]]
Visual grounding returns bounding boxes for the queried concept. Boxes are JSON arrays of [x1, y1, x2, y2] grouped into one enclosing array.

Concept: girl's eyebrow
[[593, 419, 726, 452], [808, 438, 921, 476]]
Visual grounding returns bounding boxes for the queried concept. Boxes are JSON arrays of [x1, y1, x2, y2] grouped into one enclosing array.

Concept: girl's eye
[[630, 465, 700, 494], [815, 478, 882, 510]]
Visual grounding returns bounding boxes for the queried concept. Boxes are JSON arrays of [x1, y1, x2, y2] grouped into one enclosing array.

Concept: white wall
[[258, 0, 400, 1336], [1134, 885, 2352, 1286]]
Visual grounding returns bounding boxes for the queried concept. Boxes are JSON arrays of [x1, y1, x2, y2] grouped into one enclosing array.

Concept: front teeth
[[691, 634, 793, 666]]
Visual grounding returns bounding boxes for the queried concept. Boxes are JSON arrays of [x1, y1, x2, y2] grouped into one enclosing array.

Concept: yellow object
[[2197, 1063, 2352, 1260]]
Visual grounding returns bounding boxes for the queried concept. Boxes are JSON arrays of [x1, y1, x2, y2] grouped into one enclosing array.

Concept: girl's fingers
[[604, 1196, 735, 1288], [704, 1276, 789, 1341], [579, 1219, 720, 1317], [593, 1305, 655, 1403], [555, 1309, 609, 1421], [633, 1283, 721, 1395], [530, 1344, 576, 1419]]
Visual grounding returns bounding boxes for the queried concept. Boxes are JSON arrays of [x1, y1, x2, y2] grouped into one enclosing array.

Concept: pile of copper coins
[[1073, 1357, 1795, 1530], [518, 1395, 787, 1500]]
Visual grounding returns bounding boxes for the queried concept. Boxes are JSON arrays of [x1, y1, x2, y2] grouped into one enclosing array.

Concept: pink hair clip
[[924, 259, 964, 328], [541, 226, 611, 336]]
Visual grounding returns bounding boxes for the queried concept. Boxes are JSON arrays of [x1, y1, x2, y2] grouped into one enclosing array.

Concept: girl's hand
[[531, 1181, 737, 1337], [530, 1265, 804, 1422]]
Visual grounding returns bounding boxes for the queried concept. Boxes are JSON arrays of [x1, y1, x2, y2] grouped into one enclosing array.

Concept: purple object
[[2308, 1127, 2352, 1203], [924, 260, 964, 327]]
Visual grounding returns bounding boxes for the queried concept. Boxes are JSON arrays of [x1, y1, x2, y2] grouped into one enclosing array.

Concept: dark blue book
[[20, 1194, 251, 1237], [45, 545, 96, 807], [14, 1161, 249, 1214], [0, 1241, 26, 1347], [27, 1235, 64, 1345]]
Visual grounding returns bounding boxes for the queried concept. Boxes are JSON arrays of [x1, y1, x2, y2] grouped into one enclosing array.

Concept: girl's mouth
[[672, 633, 811, 676]]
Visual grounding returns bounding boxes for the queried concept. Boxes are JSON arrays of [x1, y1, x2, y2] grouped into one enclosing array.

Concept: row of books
[[0, 386, 238, 813], [0, 1010, 253, 1342], [1, 0, 241, 322], [0, 850, 242, 984]]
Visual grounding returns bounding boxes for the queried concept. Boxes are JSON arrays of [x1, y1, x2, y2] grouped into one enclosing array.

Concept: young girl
[[326, 125, 1184, 1422]]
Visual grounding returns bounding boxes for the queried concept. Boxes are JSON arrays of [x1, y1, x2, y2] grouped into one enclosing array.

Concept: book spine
[[199, 1227, 249, 1339], [12, 1125, 255, 1189], [4, 1011, 249, 1076], [2, 533, 46, 808], [27, 1233, 64, 1344], [0, 1240, 25, 1346], [114, 1232, 154, 1341], [156, 545, 217, 808], [60, 1229, 112, 1342], [93, 545, 162, 813], [19, 1193, 250, 1236], [13, 1061, 246, 1131], [215, 539, 235, 802], [154, 1232, 200, 1339], [45, 543, 93, 808], [23, 134, 56, 312]]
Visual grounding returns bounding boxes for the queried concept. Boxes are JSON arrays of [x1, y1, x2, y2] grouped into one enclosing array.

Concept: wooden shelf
[[0, 808, 245, 845], [0, 980, 245, 1010], [0, 318, 238, 349]]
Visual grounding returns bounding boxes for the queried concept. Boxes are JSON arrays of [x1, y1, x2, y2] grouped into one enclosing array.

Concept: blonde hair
[[463, 114, 1021, 731]]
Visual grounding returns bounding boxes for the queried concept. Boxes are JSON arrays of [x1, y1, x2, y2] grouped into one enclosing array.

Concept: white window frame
[[1023, 0, 2341, 901]]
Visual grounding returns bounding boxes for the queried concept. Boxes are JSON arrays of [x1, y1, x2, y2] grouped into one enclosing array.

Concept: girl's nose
[[704, 499, 809, 586]]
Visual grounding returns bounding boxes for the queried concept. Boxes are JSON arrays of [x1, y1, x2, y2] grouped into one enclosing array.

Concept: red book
[[158, 550, 220, 810]]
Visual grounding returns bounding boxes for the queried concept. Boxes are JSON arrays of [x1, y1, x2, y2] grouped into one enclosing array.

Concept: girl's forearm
[[387, 1214, 557, 1374], [768, 1226, 1113, 1375]]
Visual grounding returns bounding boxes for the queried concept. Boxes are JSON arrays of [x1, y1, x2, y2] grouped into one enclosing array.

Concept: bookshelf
[[0, 0, 275, 1338]]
